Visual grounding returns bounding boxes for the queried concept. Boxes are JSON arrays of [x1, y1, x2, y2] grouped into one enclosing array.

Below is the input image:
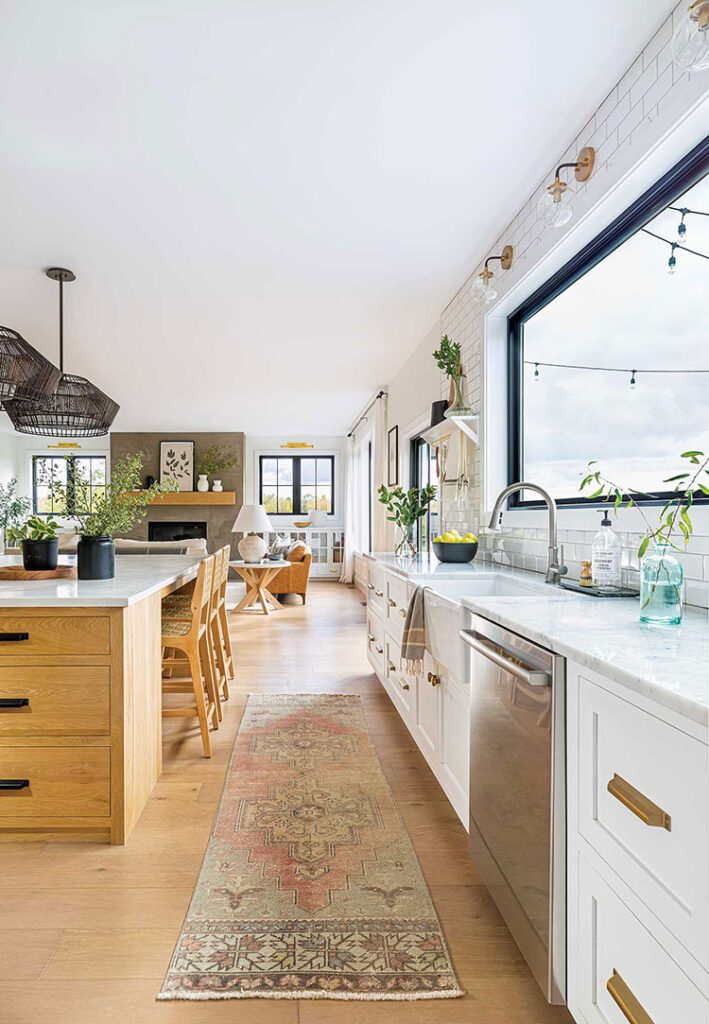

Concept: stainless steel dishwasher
[[460, 614, 566, 1004]]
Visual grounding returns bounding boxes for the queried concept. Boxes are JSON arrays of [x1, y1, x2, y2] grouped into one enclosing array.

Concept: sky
[[523, 172, 709, 501]]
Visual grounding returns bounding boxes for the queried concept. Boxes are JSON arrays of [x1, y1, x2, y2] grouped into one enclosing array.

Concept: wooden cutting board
[[0, 565, 77, 581]]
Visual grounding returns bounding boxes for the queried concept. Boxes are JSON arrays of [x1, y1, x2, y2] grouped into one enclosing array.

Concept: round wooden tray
[[0, 564, 77, 581]]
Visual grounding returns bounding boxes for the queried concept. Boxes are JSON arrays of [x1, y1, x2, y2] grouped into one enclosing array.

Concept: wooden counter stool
[[218, 544, 235, 685], [209, 545, 232, 706], [161, 554, 218, 757]]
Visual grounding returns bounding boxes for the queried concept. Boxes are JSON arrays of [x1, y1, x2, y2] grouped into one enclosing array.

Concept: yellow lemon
[[441, 532, 455, 543]]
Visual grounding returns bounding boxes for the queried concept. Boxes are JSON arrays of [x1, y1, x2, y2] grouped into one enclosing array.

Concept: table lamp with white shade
[[232, 504, 273, 563]]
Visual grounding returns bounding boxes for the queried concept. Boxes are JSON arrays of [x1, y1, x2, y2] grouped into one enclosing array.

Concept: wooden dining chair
[[218, 544, 235, 685], [161, 554, 218, 757]]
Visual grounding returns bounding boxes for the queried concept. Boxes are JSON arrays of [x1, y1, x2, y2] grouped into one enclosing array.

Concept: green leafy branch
[[432, 335, 463, 380], [14, 514, 61, 541], [579, 449, 709, 558], [377, 484, 437, 530], [197, 444, 239, 477], [0, 478, 30, 533]]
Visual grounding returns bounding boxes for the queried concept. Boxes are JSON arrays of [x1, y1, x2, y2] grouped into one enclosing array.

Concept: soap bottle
[[591, 512, 622, 592]]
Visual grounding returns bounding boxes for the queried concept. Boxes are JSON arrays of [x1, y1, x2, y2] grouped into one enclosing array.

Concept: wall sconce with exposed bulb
[[537, 147, 595, 229], [472, 245, 514, 304], [672, 1, 709, 72]]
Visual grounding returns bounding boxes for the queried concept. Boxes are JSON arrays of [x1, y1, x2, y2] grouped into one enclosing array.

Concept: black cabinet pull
[[0, 698, 29, 709], [0, 632, 29, 642], [0, 779, 29, 790]]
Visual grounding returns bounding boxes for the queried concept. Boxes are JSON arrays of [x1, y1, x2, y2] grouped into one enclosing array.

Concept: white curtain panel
[[339, 433, 358, 583], [371, 393, 389, 552]]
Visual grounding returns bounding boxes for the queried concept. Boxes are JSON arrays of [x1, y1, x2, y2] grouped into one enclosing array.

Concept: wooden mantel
[[125, 491, 236, 506]]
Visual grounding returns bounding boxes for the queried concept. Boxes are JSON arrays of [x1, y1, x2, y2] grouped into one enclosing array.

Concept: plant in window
[[0, 478, 31, 553], [432, 335, 471, 417], [378, 484, 437, 558], [580, 449, 709, 625]]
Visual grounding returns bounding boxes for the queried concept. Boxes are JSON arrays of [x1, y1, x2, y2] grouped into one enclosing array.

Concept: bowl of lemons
[[432, 530, 479, 563]]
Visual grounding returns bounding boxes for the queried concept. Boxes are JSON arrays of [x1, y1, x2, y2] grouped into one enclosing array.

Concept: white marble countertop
[[0, 554, 202, 607], [364, 551, 709, 728]]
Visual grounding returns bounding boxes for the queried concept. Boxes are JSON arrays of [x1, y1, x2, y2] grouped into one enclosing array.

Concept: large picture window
[[508, 138, 709, 507], [259, 455, 335, 515], [410, 437, 439, 550], [32, 455, 107, 516]]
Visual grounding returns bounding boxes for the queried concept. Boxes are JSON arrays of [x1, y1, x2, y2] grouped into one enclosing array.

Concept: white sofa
[[7, 530, 208, 557]]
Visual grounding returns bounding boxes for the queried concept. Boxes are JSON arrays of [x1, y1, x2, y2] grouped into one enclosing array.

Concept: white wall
[[386, 322, 443, 439], [0, 430, 19, 486], [244, 435, 347, 529]]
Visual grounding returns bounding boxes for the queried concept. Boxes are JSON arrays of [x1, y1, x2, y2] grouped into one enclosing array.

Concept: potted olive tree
[[52, 453, 173, 579], [15, 515, 61, 571]]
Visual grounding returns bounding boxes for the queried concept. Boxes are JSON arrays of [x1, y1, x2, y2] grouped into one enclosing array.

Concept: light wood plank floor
[[0, 582, 571, 1024]]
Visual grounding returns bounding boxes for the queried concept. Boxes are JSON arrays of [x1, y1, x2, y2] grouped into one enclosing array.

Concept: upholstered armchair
[[269, 543, 312, 604]]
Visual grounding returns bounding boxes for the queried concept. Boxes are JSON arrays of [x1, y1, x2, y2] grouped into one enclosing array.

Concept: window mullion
[[293, 457, 301, 515]]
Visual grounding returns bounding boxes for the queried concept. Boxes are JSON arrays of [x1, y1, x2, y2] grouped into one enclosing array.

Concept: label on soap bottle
[[592, 550, 621, 588]]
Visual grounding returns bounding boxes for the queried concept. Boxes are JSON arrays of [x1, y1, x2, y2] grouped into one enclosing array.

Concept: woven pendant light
[[0, 325, 61, 407], [6, 268, 119, 437]]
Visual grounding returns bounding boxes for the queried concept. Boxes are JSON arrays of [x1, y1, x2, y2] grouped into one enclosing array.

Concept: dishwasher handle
[[460, 629, 551, 687]]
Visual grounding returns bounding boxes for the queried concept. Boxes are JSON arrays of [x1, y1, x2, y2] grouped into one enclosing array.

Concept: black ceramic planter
[[77, 536, 115, 580], [22, 538, 59, 571]]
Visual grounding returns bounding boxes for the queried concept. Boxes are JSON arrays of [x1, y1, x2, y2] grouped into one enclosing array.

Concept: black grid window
[[32, 455, 107, 516], [259, 455, 334, 516], [410, 438, 439, 551]]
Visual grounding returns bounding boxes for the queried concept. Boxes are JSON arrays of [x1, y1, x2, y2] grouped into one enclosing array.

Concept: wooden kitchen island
[[0, 554, 202, 844]]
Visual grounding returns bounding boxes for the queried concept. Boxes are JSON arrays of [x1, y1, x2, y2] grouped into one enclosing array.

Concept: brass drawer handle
[[607, 773, 671, 831], [387, 661, 396, 672], [367, 583, 375, 590], [607, 969, 655, 1024], [399, 608, 407, 618], [427, 671, 441, 687], [400, 681, 410, 691], [0, 698, 29, 709], [375, 590, 384, 597], [388, 598, 396, 608], [367, 633, 375, 642], [0, 779, 29, 790], [0, 632, 29, 642], [375, 645, 384, 654]]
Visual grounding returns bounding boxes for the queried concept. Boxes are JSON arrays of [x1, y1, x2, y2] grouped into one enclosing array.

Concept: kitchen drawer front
[[0, 747, 110, 818], [573, 853, 706, 1024], [0, 615, 111, 657], [366, 563, 387, 618], [366, 613, 386, 674], [0, 665, 110, 736], [384, 635, 412, 719], [385, 572, 410, 643], [578, 671, 709, 967]]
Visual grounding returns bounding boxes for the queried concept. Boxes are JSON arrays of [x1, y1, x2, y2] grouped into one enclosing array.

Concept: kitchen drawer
[[0, 747, 110, 818], [384, 635, 412, 720], [0, 665, 111, 736], [366, 613, 385, 674], [385, 571, 410, 642], [577, 671, 709, 968], [366, 562, 387, 619], [0, 615, 111, 658], [573, 853, 706, 1024]]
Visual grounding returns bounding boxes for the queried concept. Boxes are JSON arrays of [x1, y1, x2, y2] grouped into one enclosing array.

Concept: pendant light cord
[[58, 276, 64, 372]]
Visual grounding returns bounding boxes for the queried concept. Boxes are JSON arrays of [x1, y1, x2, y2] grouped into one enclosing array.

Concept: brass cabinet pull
[[387, 661, 396, 672], [400, 681, 410, 691], [387, 598, 396, 608], [399, 608, 407, 618], [367, 583, 375, 590], [375, 645, 384, 654], [367, 633, 375, 642], [375, 590, 384, 597], [607, 969, 655, 1024], [607, 773, 671, 831], [427, 671, 441, 687]]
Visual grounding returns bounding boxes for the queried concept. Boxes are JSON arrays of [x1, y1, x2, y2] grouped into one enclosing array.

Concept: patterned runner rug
[[159, 693, 463, 1001]]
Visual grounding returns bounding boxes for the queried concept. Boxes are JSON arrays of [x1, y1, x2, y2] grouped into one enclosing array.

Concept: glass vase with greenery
[[433, 334, 470, 417], [378, 484, 437, 558], [580, 449, 709, 625], [0, 478, 31, 553]]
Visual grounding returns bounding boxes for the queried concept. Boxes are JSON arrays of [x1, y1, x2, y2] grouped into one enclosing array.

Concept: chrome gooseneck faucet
[[488, 482, 568, 585]]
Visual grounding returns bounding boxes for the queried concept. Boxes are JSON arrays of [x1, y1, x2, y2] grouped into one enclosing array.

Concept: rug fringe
[[157, 987, 465, 1002]]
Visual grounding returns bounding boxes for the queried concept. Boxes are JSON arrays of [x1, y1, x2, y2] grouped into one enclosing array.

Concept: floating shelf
[[421, 413, 479, 449], [448, 413, 480, 445], [126, 491, 236, 506]]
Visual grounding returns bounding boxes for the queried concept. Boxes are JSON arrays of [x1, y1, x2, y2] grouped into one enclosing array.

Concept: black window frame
[[258, 454, 336, 516], [410, 436, 439, 552], [508, 134, 709, 510], [32, 454, 108, 516]]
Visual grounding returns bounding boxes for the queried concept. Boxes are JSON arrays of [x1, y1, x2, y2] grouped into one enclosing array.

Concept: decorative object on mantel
[[5, 269, 120, 437], [196, 443, 239, 492], [471, 245, 514, 303], [45, 451, 173, 579], [537, 147, 595, 229], [232, 503, 273, 563], [387, 424, 399, 485], [0, 325, 61, 410], [672, 0, 709, 71], [0, 478, 30, 555], [0, 562, 76, 581], [377, 484, 436, 558], [196, 474, 209, 493], [433, 335, 473, 418], [158, 694, 462, 1003], [212, 479, 223, 492], [15, 514, 60, 571], [580, 446, 709, 625], [160, 440, 195, 492]]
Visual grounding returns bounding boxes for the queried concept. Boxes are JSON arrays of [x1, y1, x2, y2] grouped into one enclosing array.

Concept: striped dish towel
[[401, 585, 428, 676]]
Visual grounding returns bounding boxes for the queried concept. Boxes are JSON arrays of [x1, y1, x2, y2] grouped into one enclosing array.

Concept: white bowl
[[308, 510, 327, 526]]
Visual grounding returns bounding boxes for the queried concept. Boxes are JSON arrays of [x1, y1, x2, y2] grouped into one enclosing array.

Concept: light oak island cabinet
[[0, 555, 201, 844]]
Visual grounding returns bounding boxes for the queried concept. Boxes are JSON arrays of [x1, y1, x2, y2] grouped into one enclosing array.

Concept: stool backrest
[[198, 554, 215, 627], [210, 548, 223, 611]]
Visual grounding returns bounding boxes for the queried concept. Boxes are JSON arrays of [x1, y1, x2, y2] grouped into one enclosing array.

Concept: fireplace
[[149, 522, 208, 543]]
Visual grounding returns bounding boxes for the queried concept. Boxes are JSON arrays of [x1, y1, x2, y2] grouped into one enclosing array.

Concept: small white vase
[[212, 480, 223, 492], [197, 474, 209, 493], [238, 533, 267, 563]]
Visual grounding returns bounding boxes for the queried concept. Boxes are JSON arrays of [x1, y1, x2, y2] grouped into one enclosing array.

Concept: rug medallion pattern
[[159, 694, 462, 1001]]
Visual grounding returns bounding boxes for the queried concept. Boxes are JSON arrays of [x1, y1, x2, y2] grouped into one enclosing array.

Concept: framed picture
[[160, 440, 195, 491], [387, 426, 399, 486]]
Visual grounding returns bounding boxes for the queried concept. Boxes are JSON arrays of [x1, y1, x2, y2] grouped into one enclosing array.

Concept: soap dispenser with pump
[[591, 511, 622, 592]]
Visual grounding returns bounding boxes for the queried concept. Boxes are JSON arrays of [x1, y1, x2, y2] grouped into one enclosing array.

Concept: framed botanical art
[[387, 425, 399, 486], [160, 440, 195, 491]]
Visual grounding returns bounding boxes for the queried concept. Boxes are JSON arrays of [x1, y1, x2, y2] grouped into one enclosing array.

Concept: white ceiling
[[0, 0, 673, 435]]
